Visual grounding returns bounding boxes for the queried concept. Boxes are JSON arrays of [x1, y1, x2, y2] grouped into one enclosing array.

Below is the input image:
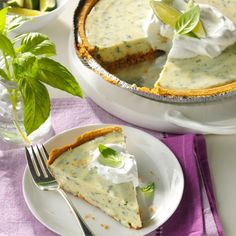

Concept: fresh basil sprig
[[98, 144, 123, 168], [175, 5, 200, 35], [0, 8, 83, 137], [140, 182, 155, 195], [149, 0, 206, 38]]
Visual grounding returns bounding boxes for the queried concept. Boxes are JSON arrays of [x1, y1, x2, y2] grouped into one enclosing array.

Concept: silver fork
[[25, 144, 95, 236]]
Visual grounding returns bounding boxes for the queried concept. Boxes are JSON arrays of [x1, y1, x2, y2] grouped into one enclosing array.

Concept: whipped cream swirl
[[143, 2, 236, 59], [88, 144, 139, 187]]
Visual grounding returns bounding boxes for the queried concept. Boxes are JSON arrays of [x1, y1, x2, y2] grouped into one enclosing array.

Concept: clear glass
[[0, 79, 53, 146]]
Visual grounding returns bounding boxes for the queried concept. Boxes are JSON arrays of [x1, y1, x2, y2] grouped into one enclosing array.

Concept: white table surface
[[39, 1, 236, 235]]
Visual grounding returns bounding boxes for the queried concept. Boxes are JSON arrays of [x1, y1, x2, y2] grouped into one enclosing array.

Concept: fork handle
[[57, 188, 95, 236]]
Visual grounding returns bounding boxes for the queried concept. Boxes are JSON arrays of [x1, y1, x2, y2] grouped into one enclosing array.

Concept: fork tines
[[25, 145, 54, 182]]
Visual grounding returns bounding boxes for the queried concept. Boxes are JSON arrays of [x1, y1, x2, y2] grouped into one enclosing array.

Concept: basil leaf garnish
[[140, 182, 155, 194], [175, 5, 200, 35], [98, 144, 123, 168]]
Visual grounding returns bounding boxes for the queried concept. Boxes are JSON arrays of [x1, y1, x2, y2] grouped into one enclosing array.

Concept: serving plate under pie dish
[[23, 124, 184, 236]]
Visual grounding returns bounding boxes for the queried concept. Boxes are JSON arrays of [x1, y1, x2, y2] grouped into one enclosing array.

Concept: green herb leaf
[[12, 52, 50, 135], [0, 8, 8, 33], [98, 144, 123, 168], [13, 53, 50, 135], [6, 15, 29, 32], [186, 0, 194, 10], [18, 77, 50, 135], [0, 68, 10, 81], [12, 52, 47, 134], [12, 33, 28, 44], [140, 182, 155, 194], [99, 144, 118, 158], [12, 52, 38, 80], [0, 33, 15, 57], [37, 57, 83, 98], [19, 32, 56, 56], [175, 5, 200, 35]]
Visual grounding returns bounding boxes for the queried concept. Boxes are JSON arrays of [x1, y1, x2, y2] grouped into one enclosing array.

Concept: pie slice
[[155, 43, 236, 96], [47, 126, 142, 229]]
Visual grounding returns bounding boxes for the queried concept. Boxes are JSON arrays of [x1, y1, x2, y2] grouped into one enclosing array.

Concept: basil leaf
[[0, 68, 10, 81], [176, 5, 200, 35], [0, 7, 7, 33], [12, 33, 27, 44], [18, 77, 50, 135], [186, 0, 194, 10], [0, 33, 15, 57], [12, 52, 38, 80], [98, 144, 123, 168], [99, 144, 118, 158], [13, 52, 50, 135], [38, 57, 83, 98], [20, 32, 56, 56], [6, 15, 29, 32], [140, 182, 155, 194]]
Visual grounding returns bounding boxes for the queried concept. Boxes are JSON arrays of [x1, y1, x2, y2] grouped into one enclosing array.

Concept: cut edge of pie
[[48, 126, 122, 165], [75, 0, 236, 98], [75, 0, 161, 71]]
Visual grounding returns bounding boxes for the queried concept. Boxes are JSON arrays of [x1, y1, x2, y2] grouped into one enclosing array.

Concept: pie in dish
[[48, 126, 142, 229], [78, 0, 165, 70], [75, 0, 236, 97]]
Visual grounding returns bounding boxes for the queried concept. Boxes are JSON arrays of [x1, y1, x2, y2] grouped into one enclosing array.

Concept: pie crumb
[[84, 214, 95, 220], [101, 224, 109, 230], [149, 206, 156, 213]]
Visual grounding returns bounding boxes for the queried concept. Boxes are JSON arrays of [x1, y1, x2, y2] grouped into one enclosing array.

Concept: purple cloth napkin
[[0, 97, 223, 236]]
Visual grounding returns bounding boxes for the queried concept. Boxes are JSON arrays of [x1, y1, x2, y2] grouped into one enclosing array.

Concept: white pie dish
[[68, 32, 236, 135], [22, 124, 184, 236]]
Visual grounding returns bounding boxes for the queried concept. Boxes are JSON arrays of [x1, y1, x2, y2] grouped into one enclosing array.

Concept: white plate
[[23, 124, 184, 236]]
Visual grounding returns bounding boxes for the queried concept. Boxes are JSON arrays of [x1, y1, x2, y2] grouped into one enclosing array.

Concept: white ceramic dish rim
[[22, 123, 184, 236], [7, 0, 67, 18], [73, 0, 236, 105], [8, 0, 69, 33]]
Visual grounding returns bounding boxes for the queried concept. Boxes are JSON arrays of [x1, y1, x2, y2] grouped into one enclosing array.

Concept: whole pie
[[48, 126, 142, 229], [75, 0, 236, 97]]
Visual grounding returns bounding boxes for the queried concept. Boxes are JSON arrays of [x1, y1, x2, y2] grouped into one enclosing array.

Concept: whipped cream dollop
[[143, 12, 173, 52], [88, 144, 139, 187], [143, 2, 236, 59]]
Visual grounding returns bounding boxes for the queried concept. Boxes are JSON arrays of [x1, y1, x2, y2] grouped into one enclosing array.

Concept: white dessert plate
[[23, 124, 184, 236]]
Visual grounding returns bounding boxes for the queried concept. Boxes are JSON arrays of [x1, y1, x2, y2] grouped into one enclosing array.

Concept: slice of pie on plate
[[47, 126, 142, 229]]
